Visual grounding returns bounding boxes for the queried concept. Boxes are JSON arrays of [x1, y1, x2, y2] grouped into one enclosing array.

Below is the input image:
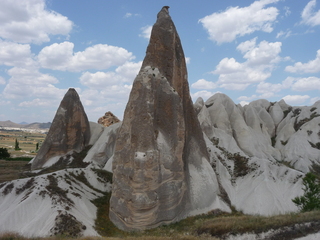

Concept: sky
[[0, 0, 320, 123]]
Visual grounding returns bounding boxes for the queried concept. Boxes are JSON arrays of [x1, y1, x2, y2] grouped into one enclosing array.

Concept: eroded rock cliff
[[31, 88, 91, 170], [109, 6, 225, 231]]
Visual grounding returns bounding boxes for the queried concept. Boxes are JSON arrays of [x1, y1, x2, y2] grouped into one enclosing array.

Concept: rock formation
[[31, 88, 91, 170], [84, 122, 121, 167], [98, 111, 120, 127], [109, 6, 225, 231], [196, 93, 308, 215], [0, 168, 111, 237]]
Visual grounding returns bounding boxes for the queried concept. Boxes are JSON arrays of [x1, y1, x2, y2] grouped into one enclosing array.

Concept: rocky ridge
[[31, 88, 91, 170], [0, 6, 320, 239], [109, 6, 226, 231]]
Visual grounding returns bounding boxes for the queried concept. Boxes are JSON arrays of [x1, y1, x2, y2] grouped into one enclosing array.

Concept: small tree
[[292, 173, 320, 212], [36, 142, 39, 151], [0, 147, 10, 159], [14, 138, 21, 150]]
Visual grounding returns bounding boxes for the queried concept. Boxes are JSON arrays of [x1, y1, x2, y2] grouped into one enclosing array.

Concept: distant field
[[0, 129, 46, 157], [0, 160, 31, 183]]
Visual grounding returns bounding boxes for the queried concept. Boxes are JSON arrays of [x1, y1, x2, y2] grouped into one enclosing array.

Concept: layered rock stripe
[[31, 88, 91, 170], [109, 6, 220, 230]]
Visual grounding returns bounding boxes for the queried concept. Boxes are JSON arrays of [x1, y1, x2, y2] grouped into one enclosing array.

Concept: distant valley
[[0, 120, 51, 131]]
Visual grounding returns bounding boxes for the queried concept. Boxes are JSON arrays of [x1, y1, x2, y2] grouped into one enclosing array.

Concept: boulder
[[109, 6, 226, 231], [31, 88, 91, 170], [98, 111, 120, 127]]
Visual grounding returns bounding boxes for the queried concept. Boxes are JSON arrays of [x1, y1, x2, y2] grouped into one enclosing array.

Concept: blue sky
[[0, 0, 320, 123]]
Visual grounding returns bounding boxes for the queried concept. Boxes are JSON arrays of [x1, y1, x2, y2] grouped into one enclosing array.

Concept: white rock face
[[1, 92, 320, 237], [196, 93, 320, 216], [0, 168, 111, 237], [84, 122, 121, 167], [88, 121, 104, 146]]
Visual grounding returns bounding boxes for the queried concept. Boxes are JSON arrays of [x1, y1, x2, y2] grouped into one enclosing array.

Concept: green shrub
[[292, 173, 320, 212], [0, 147, 10, 158]]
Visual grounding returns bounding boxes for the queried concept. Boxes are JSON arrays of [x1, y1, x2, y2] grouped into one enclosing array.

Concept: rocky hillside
[[0, 120, 51, 129], [0, 5, 319, 239]]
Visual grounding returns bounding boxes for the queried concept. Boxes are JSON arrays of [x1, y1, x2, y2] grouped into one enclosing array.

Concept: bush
[[0, 147, 10, 159], [292, 173, 320, 212]]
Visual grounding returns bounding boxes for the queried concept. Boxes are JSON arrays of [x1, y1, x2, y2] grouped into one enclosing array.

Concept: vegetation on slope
[[1, 211, 320, 239], [293, 172, 320, 212]]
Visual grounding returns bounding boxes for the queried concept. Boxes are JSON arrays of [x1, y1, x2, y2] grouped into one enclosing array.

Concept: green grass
[[2, 211, 320, 239], [4, 157, 33, 161]]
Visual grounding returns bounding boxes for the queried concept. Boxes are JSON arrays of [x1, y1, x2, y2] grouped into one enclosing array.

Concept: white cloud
[[238, 77, 295, 101], [124, 13, 140, 18], [79, 83, 132, 120], [282, 95, 310, 105], [191, 90, 219, 101], [256, 77, 294, 95], [139, 25, 152, 39], [241, 40, 282, 66], [191, 79, 217, 90], [3, 67, 61, 99], [115, 61, 142, 81], [220, 83, 250, 91], [285, 49, 320, 73], [301, 0, 320, 27], [0, 0, 73, 44], [199, 0, 279, 44], [239, 101, 250, 106], [38, 42, 134, 72], [256, 82, 283, 94], [80, 61, 141, 88], [291, 77, 320, 91], [0, 77, 5, 85], [0, 40, 35, 68], [213, 39, 283, 90], [284, 6, 291, 17], [78, 60, 141, 119], [19, 98, 56, 107], [276, 30, 292, 38], [238, 95, 259, 101], [311, 97, 320, 104], [236, 37, 257, 54], [80, 71, 120, 87], [185, 57, 191, 64]]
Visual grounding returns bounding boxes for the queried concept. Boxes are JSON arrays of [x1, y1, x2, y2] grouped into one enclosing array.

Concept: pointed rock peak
[[31, 88, 91, 170], [110, 7, 218, 231], [157, 6, 170, 18], [98, 111, 120, 127]]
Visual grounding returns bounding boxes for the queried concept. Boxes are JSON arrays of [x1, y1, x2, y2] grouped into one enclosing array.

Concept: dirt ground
[[0, 160, 31, 183], [0, 129, 46, 157]]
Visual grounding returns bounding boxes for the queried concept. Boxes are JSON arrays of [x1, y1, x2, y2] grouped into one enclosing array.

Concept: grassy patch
[[0, 160, 30, 183], [91, 168, 113, 183], [294, 112, 320, 131], [1, 211, 320, 239], [0, 129, 46, 157], [5, 157, 33, 161], [92, 192, 127, 237], [196, 211, 320, 238]]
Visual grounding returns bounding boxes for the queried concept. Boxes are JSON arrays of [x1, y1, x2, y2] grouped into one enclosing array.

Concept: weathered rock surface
[[195, 93, 320, 215], [98, 111, 120, 127], [0, 168, 111, 237], [31, 88, 91, 170], [109, 6, 226, 231], [84, 122, 121, 167]]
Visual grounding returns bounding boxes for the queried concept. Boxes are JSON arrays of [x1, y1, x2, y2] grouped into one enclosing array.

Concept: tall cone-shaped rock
[[110, 6, 221, 230], [31, 88, 91, 170]]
